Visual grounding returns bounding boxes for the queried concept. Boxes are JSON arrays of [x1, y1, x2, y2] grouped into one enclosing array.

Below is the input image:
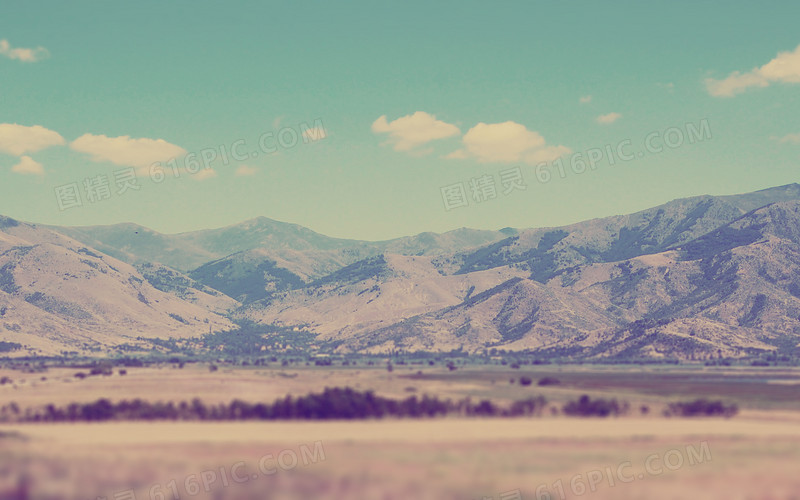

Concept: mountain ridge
[[3, 182, 800, 358]]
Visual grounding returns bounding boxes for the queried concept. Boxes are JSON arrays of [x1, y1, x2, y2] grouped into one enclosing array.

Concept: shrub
[[0, 341, 21, 353], [519, 376, 532, 386], [537, 377, 561, 386], [17, 389, 549, 423], [89, 367, 113, 376], [664, 399, 738, 418], [562, 395, 627, 417]]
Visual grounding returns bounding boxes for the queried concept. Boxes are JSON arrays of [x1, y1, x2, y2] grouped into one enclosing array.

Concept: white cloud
[[447, 121, 571, 165], [0, 39, 49, 62], [10, 155, 44, 176], [706, 44, 800, 97], [596, 112, 622, 124], [0, 123, 65, 156], [193, 168, 217, 181], [461, 122, 544, 162], [705, 71, 769, 97], [70, 134, 186, 168], [235, 164, 257, 176], [371, 111, 460, 152], [579, 95, 592, 103], [443, 149, 469, 160], [778, 132, 800, 144]]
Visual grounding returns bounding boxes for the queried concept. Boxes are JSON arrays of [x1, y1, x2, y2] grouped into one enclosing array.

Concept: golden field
[[2, 363, 800, 499]]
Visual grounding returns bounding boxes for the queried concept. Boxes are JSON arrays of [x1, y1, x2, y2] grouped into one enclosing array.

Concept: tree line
[[5, 387, 548, 422]]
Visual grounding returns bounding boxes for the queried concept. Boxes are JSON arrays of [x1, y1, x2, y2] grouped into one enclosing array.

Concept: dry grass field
[[2, 363, 800, 499]]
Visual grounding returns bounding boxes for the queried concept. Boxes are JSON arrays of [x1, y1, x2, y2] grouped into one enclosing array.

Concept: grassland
[[1, 363, 799, 499]]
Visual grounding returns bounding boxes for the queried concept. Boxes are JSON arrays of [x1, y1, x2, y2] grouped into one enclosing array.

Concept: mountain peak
[[0, 215, 20, 229], [719, 183, 800, 212]]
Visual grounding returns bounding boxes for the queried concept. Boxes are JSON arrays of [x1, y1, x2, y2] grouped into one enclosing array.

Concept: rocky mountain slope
[[236, 253, 528, 343], [232, 185, 800, 359], [346, 199, 800, 358], [4, 183, 800, 360], [0, 217, 234, 356], [451, 183, 800, 281]]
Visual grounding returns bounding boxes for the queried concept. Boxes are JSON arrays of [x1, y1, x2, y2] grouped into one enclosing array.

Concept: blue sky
[[1, 1, 799, 239]]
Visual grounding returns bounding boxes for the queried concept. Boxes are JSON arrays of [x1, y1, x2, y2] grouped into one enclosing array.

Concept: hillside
[[4, 184, 800, 359], [0, 217, 234, 356]]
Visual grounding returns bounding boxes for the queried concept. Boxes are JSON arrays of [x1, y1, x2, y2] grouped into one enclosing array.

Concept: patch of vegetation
[[738, 293, 767, 327], [681, 223, 766, 261], [0, 341, 21, 353], [461, 278, 523, 310], [308, 255, 388, 288], [455, 236, 519, 274], [453, 229, 570, 282], [76, 247, 104, 259], [537, 377, 560, 386], [190, 257, 304, 304], [168, 313, 189, 324], [23, 292, 92, 320], [89, 363, 113, 376], [0, 262, 19, 294], [562, 395, 628, 417], [201, 321, 318, 355], [527, 230, 569, 283], [0, 216, 20, 229], [495, 303, 540, 343], [8, 388, 549, 422], [664, 398, 738, 418]]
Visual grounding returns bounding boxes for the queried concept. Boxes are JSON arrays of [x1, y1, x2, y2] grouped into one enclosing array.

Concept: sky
[[1, 1, 799, 240]]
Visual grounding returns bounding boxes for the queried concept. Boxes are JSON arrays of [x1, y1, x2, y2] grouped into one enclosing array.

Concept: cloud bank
[[706, 44, 800, 97], [372, 111, 460, 153], [70, 134, 186, 168], [0, 39, 49, 62], [0, 123, 65, 156]]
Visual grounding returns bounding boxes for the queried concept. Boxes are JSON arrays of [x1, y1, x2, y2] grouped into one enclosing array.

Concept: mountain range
[[3, 183, 800, 360]]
